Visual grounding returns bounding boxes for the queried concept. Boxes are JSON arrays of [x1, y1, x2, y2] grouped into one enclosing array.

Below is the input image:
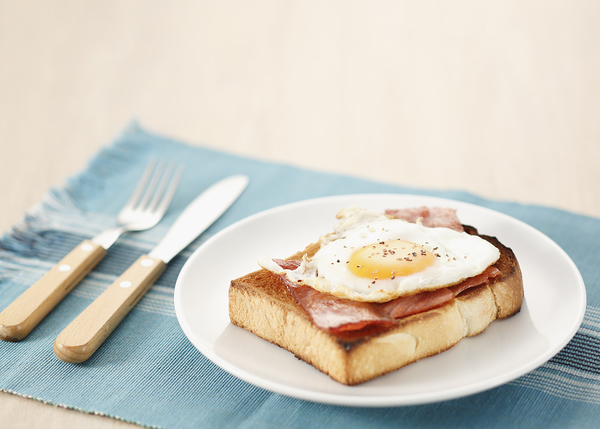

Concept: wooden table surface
[[1, 1, 599, 428]]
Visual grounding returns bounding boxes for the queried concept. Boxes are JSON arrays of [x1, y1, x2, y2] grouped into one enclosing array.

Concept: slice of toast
[[228, 225, 523, 385]]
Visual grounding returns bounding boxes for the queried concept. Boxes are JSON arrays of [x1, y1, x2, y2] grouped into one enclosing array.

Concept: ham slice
[[385, 206, 464, 232]]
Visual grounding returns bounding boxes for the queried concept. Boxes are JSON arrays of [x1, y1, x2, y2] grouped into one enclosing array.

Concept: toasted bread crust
[[228, 226, 523, 385]]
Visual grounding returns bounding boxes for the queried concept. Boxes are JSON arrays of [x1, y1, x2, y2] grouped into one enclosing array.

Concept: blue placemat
[[1, 124, 599, 429]]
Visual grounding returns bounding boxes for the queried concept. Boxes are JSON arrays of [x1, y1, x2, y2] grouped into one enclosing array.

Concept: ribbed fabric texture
[[1, 123, 599, 428]]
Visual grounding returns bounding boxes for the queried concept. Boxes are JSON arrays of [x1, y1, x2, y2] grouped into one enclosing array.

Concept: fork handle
[[0, 240, 106, 342], [54, 255, 166, 363]]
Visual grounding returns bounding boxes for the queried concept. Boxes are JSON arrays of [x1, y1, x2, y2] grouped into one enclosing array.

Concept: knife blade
[[53, 174, 249, 363]]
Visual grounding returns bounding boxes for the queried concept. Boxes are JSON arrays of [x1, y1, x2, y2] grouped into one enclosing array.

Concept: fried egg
[[259, 207, 500, 303]]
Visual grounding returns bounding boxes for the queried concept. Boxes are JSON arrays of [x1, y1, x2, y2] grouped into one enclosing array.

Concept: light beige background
[[1, 1, 599, 428]]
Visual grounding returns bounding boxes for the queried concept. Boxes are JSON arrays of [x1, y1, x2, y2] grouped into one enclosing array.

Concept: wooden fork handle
[[54, 255, 166, 363], [0, 240, 106, 342]]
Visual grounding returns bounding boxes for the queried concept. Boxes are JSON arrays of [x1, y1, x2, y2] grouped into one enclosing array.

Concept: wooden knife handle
[[54, 255, 166, 363], [0, 240, 106, 342]]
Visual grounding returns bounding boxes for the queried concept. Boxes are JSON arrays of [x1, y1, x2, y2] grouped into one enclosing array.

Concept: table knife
[[54, 174, 249, 363]]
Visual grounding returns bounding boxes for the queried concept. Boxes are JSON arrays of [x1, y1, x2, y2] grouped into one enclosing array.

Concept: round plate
[[174, 194, 586, 407]]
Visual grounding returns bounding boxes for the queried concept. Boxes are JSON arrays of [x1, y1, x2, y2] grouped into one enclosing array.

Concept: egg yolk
[[349, 239, 435, 279]]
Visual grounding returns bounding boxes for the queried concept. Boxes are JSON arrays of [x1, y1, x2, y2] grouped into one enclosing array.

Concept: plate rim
[[174, 193, 587, 407]]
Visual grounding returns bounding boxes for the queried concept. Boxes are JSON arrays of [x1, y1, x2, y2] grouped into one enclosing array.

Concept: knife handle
[[0, 240, 106, 342], [54, 255, 166, 363]]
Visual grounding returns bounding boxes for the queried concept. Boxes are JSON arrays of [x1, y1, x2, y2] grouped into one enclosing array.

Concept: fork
[[0, 158, 183, 342]]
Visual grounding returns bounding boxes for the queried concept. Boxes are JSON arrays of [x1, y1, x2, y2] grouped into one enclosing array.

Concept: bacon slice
[[264, 207, 500, 334], [272, 259, 301, 271], [277, 274, 395, 333], [448, 265, 501, 296], [377, 288, 454, 319], [385, 206, 464, 232], [272, 258, 501, 334], [375, 266, 500, 319]]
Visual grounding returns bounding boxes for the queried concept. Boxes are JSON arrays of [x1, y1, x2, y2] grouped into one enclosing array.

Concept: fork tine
[[152, 163, 184, 218], [122, 157, 158, 211], [135, 158, 167, 211], [146, 160, 176, 213]]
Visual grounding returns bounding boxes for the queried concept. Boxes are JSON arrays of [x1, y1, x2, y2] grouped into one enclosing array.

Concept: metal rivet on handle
[[140, 259, 154, 267], [81, 243, 93, 252], [58, 264, 71, 272], [120, 281, 132, 288]]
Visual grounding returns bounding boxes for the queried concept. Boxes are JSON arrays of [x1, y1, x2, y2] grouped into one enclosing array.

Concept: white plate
[[174, 194, 586, 407]]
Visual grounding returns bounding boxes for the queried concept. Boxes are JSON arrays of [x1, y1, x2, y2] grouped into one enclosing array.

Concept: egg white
[[259, 207, 501, 303]]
